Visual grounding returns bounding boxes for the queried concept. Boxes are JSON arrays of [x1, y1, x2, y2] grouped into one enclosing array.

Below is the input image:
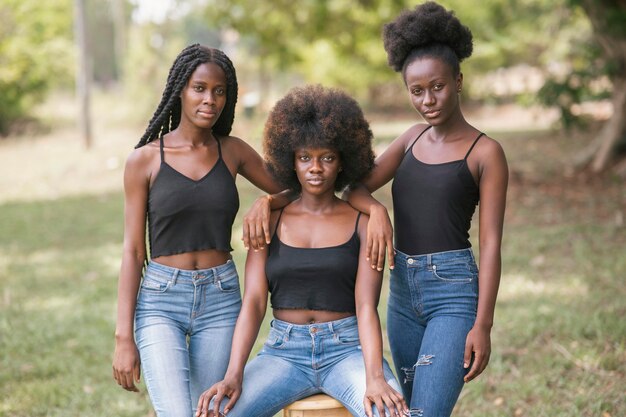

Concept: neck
[[176, 119, 214, 147], [428, 108, 469, 141], [296, 191, 339, 214]]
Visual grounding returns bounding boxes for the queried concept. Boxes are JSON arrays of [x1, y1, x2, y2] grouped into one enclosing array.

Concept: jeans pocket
[[140, 276, 172, 294], [335, 326, 360, 345], [216, 270, 240, 293], [264, 327, 286, 349], [431, 261, 475, 283]]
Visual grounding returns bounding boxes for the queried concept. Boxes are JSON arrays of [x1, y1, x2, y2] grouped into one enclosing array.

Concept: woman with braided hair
[[112, 44, 283, 417], [342, 2, 509, 416]]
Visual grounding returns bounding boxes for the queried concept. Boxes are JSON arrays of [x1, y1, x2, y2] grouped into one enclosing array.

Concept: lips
[[422, 109, 441, 118], [197, 109, 217, 118], [306, 177, 325, 185]]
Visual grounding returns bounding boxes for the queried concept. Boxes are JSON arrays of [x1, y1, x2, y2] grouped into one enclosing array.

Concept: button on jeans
[[388, 248, 479, 417], [135, 260, 241, 417], [213, 316, 401, 417]]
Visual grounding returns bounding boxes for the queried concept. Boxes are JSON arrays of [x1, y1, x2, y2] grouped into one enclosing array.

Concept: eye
[[322, 155, 335, 162], [298, 155, 310, 162], [215, 87, 226, 95], [410, 88, 422, 96], [433, 83, 444, 91], [193, 85, 204, 92]]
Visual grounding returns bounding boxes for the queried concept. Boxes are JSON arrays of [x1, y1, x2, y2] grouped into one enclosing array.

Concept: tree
[[0, 0, 74, 134], [574, 0, 626, 172]]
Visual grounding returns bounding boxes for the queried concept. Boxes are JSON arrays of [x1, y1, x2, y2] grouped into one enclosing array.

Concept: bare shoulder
[[219, 135, 252, 153], [474, 134, 507, 163], [125, 142, 159, 172], [396, 123, 431, 151]]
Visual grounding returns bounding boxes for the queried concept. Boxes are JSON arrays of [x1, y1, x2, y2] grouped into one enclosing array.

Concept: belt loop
[[172, 269, 179, 285], [328, 321, 334, 334], [285, 324, 293, 339], [426, 253, 432, 267]]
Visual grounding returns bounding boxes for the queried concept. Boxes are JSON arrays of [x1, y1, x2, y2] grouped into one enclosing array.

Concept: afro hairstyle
[[263, 84, 375, 193]]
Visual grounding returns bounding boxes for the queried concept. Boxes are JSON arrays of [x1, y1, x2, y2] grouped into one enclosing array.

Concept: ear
[[457, 72, 464, 93]]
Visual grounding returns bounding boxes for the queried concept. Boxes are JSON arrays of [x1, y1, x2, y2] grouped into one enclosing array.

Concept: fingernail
[[377, 267, 383, 271], [464, 362, 469, 368], [390, 266, 394, 270]]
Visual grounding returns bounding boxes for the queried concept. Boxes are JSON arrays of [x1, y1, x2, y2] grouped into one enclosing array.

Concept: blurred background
[[0, 0, 624, 416]]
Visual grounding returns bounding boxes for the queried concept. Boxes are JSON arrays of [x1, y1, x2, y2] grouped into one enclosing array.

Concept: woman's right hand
[[367, 204, 395, 271], [196, 376, 242, 417], [112, 338, 141, 392], [242, 195, 272, 251]]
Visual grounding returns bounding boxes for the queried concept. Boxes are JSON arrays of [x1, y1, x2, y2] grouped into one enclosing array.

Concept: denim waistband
[[395, 247, 475, 268], [270, 315, 357, 336], [145, 259, 234, 283]]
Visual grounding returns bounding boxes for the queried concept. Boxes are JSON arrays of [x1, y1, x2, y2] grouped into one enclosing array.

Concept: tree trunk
[[591, 77, 626, 172], [578, 0, 626, 171]]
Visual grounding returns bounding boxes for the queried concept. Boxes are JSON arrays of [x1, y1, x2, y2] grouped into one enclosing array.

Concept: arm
[[230, 137, 298, 250], [463, 139, 508, 382], [242, 189, 298, 251], [354, 215, 408, 417], [344, 124, 428, 271], [196, 242, 270, 416], [112, 151, 150, 392]]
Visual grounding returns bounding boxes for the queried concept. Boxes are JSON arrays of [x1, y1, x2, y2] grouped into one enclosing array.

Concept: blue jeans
[[387, 248, 479, 417], [215, 316, 401, 417], [135, 260, 242, 417]]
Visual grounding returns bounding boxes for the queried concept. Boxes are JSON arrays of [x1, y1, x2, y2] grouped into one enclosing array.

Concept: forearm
[[357, 306, 385, 381], [223, 301, 266, 378], [268, 189, 298, 210], [115, 253, 144, 340], [343, 184, 385, 215], [475, 243, 501, 328]]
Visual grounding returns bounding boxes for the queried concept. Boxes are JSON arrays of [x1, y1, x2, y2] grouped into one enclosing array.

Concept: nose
[[203, 91, 215, 105], [423, 90, 435, 105], [309, 158, 323, 173]]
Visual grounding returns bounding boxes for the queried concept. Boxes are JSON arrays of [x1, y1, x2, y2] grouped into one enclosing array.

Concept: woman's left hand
[[242, 195, 272, 251], [363, 377, 408, 417], [463, 324, 492, 382]]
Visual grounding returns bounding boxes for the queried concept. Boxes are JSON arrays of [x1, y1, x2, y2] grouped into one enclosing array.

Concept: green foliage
[[537, 43, 611, 129], [0, 0, 74, 134]]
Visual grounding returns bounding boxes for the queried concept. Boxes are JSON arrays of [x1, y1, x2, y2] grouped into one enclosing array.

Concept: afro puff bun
[[383, 1, 473, 72]]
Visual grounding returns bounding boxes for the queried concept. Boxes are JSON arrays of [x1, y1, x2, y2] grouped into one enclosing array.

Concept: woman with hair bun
[[343, 2, 509, 416]]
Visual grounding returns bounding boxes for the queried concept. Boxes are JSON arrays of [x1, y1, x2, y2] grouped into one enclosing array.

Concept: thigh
[[409, 315, 474, 417], [188, 271, 241, 408], [322, 351, 401, 417], [387, 261, 426, 401], [218, 354, 317, 417], [135, 317, 192, 417]]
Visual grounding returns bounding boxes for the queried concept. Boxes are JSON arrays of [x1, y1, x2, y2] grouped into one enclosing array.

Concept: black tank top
[[265, 209, 362, 313], [147, 137, 239, 258], [391, 126, 483, 255]]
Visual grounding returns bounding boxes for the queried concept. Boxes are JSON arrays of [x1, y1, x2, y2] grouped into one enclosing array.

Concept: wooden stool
[[282, 394, 351, 417]]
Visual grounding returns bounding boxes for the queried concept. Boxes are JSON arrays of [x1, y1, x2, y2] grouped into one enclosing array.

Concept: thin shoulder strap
[[159, 136, 165, 162], [272, 208, 285, 237], [214, 136, 223, 159], [354, 211, 363, 234], [464, 132, 485, 160], [405, 125, 432, 154]]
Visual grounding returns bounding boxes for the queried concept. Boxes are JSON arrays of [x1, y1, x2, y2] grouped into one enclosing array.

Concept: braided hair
[[135, 44, 238, 148], [383, 1, 473, 78]]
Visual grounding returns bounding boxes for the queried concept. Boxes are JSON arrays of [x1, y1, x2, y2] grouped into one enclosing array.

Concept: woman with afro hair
[[112, 44, 286, 416], [343, 2, 509, 416], [196, 85, 407, 417]]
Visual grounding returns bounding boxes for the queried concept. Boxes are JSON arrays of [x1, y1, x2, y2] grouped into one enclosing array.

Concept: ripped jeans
[[387, 249, 479, 417]]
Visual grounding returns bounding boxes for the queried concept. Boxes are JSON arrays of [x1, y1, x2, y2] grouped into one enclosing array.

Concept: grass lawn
[[0, 105, 624, 416]]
